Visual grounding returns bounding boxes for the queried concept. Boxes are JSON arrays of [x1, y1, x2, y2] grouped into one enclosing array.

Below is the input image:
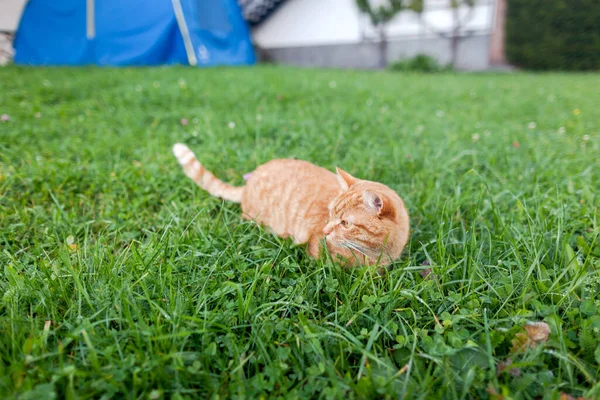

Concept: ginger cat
[[173, 144, 409, 266]]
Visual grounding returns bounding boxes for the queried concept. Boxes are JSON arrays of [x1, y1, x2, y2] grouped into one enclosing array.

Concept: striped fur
[[173, 143, 243, 202], [173, 143, 410, 267]]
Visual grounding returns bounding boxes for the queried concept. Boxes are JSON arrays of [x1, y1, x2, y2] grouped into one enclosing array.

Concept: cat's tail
[[172, 143, 244, 203]]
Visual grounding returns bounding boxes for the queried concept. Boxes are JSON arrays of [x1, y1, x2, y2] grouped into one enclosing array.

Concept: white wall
[[0, 0, 27, 65], [253, 0, 362, 48], [253, 0, 495, 49], [0, 0, 27, 31]]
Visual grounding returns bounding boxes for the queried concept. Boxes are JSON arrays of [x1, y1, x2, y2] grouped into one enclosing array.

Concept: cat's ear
[[336, 167, 356, 190], [363, 191, 383, 213], [363, 190, 395, 218]]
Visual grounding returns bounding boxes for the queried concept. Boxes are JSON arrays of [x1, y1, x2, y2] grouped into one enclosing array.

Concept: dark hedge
[[506, 0, 600, 70]]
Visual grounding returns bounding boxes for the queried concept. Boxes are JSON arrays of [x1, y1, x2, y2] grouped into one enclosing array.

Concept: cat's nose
[[323, 225, 333, 236]]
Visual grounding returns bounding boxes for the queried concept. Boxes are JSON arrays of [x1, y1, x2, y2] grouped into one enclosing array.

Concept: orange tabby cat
[[173, 143, 409, 266]]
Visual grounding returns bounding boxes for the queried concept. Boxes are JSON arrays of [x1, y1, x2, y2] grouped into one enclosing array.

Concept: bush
[[388, 54, 449, 73], [506, 0, 600, 71]]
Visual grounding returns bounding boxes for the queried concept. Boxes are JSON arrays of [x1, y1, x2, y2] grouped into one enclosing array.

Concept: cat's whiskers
[[341, 241, 370, 258]]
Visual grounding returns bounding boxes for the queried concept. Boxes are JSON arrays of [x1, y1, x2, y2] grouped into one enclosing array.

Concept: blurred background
[[0, 0, 598, 71]]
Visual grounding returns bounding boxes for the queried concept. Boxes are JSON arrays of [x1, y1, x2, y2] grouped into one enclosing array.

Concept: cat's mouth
[[339, 240, 384, 260], [339, 241, 368, 256], [326, 234, 381, 258]]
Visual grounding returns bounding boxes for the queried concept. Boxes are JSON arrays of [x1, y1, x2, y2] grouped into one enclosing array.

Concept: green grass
[[1, 66, 599, 399]]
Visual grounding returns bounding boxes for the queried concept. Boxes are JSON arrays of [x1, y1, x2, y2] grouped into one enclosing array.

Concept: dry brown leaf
[[510, 321, 551, 353], [560, 393, 590, 400], [486, 386, 504, 400], [524, 321, 551, 343], [510, 332, 529, 353], [496, 358, 520, 377]]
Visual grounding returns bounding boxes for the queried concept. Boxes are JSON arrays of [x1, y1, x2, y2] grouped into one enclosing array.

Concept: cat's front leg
[[307, 235, 323, 259]]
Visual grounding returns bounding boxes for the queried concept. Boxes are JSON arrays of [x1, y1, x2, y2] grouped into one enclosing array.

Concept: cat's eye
[[340, 220, 352, 228]]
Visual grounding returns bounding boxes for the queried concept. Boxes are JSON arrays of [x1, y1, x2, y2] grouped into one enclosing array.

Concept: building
[[0, 0, 26, 64], [242, 0, 507, 70], [2, 0, 507, 69]]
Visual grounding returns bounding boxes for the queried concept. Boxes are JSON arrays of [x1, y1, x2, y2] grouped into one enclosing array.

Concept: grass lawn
[[1, 66, 599, 399]]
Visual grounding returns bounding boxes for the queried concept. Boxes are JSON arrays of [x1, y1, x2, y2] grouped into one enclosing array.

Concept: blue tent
[[13, 0, 256, 66]]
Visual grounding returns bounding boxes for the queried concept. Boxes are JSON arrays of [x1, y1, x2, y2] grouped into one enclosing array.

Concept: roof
[[239, 0, 287, 26]]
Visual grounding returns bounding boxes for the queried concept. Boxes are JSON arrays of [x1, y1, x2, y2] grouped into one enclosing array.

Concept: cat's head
[[323, 168, 410, 266]]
